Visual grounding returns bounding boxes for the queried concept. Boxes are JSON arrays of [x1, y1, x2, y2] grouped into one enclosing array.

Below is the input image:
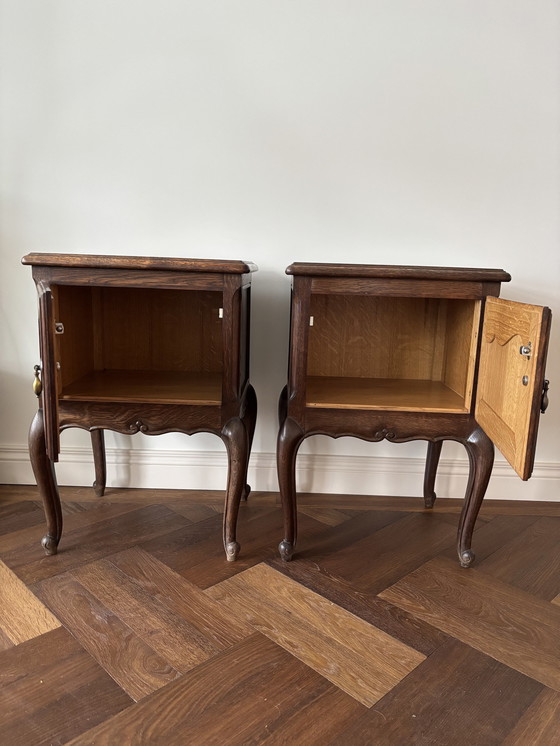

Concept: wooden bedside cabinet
[[277, 263, 551, 567], [23, 253, 257, 561]]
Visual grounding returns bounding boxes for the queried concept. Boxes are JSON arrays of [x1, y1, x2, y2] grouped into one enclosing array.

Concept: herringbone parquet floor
[[1, 483, 559, 745]]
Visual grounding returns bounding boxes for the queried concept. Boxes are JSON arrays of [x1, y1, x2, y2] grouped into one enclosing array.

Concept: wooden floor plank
[[441, 513, 539, 565], [503, 688, 560, 745], [267, 557, 449, 656], [5, 504, 192, 584], [140, 508, 326, 589], [207, 563, 425, 706], [34, 572, 181, 701], [0, 559, 60, 644], [70, 548, 252, 673], [65, 634, 366, 746], [478, 516, 560, 600], [322, 512, 458, 593], [0, 626, 132, 746], [333, 639, 543, 746], [0, 501, 45, 536], [380, 556, 560, 691], [0, 499, 144, 555]]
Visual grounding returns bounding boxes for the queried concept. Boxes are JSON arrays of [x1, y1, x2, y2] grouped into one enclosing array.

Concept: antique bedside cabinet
[[277, 262, 551, 567], [23, 253, 257, 561]]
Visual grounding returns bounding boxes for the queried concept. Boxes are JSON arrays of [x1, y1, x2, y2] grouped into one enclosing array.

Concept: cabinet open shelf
[[60, 370, 222, 405], [306, 376, 468, 412], [307, 295, 481, 413]]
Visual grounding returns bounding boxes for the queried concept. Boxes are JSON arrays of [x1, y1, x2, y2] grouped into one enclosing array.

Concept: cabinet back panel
[[56, 287, 223, 378], [97, 288, 223, 372], [307, 296, 447, 380], [307, 296, 478, 393]]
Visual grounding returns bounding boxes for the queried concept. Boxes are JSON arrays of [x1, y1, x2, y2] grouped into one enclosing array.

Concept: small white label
[[309, 316, 314, 326], [218, 308, 223, 319]]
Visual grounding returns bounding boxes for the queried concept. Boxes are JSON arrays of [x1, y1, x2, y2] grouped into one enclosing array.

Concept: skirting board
[[1, 444, 559, 501]]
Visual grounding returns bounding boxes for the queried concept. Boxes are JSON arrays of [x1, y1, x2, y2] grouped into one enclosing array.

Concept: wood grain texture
[[286, 262, 511, 282], [71, 548, 251, 672], [5, 504, 191, 584], [478, 516, 560, 600], [34, 572, 181, 701], [503, 688, 560, 745], [61, 370, 222, 405], [475, 296, 550, 479], [0, 626, 132, 746], [306, 376, 468, 412], [0, 485, 557, 743], [206, 563, 425, 706], [22, 252, 257, 274], [333, 639, 542, 746], [380, 556, 560, 690], [65, 634, 365, 746], [0, 560, 60, 644]]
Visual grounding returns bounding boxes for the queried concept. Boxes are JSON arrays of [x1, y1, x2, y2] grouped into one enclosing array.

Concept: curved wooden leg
[[457, 426, 494, 568], [221, 417, 249, 562], [91, 429, 106, 497], [29, 410, 62, 555], [241, 384, 257, 501], [277, 416, 304, 562], [423, 440, 443, 508], [278, 385, 288, 429]]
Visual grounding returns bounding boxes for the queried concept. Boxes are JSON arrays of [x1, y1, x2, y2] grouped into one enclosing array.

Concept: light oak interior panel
[[307, 295, 479, 412]]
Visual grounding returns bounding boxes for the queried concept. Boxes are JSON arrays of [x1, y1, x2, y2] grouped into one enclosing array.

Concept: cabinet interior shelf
[[306, 376, 468, 413], [60, 370, 222, 405]]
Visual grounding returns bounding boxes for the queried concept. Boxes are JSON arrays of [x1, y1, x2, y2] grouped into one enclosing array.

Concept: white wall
[[1, 0, 559, 499]]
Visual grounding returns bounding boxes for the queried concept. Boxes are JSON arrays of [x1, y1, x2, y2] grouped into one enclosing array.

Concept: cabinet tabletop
[[22, 253, 257, 274], [286, 262, 510, 282]]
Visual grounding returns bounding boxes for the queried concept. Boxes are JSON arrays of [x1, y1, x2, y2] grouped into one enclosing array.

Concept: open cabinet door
[[37, 286, 60, 461], [475, 296, 551, 480]]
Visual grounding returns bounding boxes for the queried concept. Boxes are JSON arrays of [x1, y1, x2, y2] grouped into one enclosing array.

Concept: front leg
[[457, 426, 494, 567], [423, 440, 443, 508], [221, 417, 249, 561], [277, 416, 305, 562], [29, 410, 62, 555]]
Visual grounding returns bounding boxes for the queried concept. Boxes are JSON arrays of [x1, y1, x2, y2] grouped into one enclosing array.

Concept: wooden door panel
[[475, 297, 551, 480], [38, 286, 60, 460]]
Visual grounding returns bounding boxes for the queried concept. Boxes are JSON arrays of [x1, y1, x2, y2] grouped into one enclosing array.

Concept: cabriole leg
[[277, 416, 305, 562], [29, 410, 62, 555], [457, 426, 494, 568], [241, 384, 257, 501], [221, 417, 249, 562], [91, 429, 106, 497], [423, 440, 443, 508]]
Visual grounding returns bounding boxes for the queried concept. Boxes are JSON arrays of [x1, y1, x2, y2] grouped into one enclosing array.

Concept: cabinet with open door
[[23, 253, 257, 561], [277, 263, 551, 566]]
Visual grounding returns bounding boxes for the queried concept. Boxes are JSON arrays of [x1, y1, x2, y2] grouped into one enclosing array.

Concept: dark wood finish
[[286, 262, 512, 282], [23, 253, 257, 561], [90, 430, 106, 497], [423, 440, 442, 508], [0, 485, 557, 743], [277, 262, 550, 567], [0, 627, 132, 746], [22, 252, 257, 274]]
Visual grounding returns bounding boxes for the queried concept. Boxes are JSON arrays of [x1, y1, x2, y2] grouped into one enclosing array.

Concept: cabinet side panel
[[442, 300, 480, 404], [56, 285, 95, 388], [307, 296, 442, 380]]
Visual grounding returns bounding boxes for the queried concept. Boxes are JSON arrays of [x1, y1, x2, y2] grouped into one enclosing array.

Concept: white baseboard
[[0, 444, 559, 501]]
